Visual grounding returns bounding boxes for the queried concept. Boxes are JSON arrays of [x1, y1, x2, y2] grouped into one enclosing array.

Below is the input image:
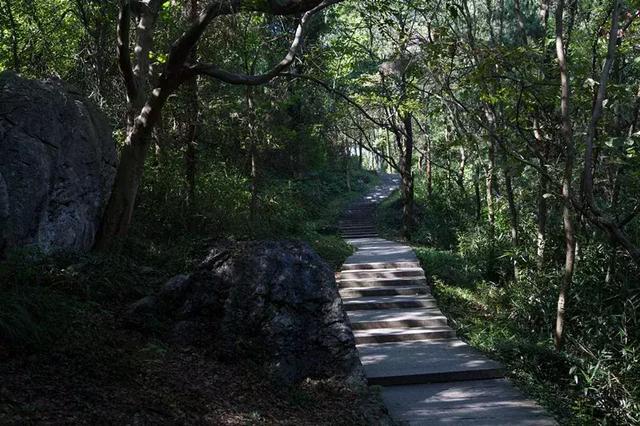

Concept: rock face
[[0, 71, 117, 255], [127, 241, 365, 386]]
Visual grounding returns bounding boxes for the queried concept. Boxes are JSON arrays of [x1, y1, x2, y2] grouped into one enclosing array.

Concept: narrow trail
[[338, 175, 555, 425]]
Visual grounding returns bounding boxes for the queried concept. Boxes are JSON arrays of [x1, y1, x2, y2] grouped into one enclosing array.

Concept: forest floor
[[1, 331, 382, 424], [0, 171, 387, 425]]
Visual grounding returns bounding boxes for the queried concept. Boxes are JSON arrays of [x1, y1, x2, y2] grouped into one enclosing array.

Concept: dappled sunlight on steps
[[337, 174, 556, 425]]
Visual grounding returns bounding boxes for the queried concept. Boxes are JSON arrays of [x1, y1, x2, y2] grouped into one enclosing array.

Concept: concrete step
[[346, 242, 412, 249], [341, 261, 421, 270], [339, 268, 426, 280], [348, 308, 448, 330], [354, 326, 456, 344], [340, 230, 378, 234], [341, 234, 380, 238], [338, 276, 428, 288], [339, 285, 428, 298], [339, 221, 375, 226], [343, 295, 438, 311], [357, 339, 504, 386], [381, 380, 557, 425], [341, 266, 424, 273]]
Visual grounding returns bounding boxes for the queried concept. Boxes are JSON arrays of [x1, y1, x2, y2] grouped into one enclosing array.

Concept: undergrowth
[[376, 174, 640, 425], [1, 166, 376, 355]]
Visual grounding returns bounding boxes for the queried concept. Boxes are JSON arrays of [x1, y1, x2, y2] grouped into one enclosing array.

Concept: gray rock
[[126, 241, 365, 386], [0, 71, 116, 255]]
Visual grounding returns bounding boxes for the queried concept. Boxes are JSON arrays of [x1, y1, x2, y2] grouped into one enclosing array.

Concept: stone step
[[341, 231, 378, 235], [339, 268, 426, 280], [341, 233, 379, 238], [339, 286, 428, 298], [345, 238, 385, 243], [346, 252, 419, 265], [340, 231, 377, 236], [338, 276, 428, 288], [339, 221, 375, 225], [341, 261, 421, 270], [348, 308, 448, 330], [357, 339, 504, 386], [381, 380, 557, 425], [345, 207, 376, 211], [340, 266, 425, 274], [346, 242, 412, 249], [343, 295, 438, 311], [354, 326, 456, 344]]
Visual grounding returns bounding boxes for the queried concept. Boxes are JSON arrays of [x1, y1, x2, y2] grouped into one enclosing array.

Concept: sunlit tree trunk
[[554, 0, 576, 350], [457, 147, 466, 194], [534, 121, 548, 270], [485, 139, 496, 230]]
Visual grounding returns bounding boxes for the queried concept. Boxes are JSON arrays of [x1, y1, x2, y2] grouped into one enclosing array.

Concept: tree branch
[[186, 0, 338, 85], [283, 73, 391, 129], [117, 0, 136, 102]]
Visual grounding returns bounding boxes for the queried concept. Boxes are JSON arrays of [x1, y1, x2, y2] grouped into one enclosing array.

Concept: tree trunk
[[534, 120, 548, 270], [183, 0, 199, 209], [345, 145, 352, 191], [554, 0, 577, 350], [457, 147, 466, 193], [400, 113, 415, 240], [245, 86, 259, 225], [503, 157, 519, 280], [426, 137, 433, 198], [95, 128, 153, 249], [249, 143, 258, 224], [474, 166, 482, 222], [95, 75, 175, 249], [485, 139, 496, 228]]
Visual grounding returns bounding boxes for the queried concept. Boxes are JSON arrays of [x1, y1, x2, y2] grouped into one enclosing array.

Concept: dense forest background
[[1, 0, 640, 423]]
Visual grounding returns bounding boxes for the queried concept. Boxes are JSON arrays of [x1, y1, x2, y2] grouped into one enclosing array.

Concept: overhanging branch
[[185, 0, 338, 85]]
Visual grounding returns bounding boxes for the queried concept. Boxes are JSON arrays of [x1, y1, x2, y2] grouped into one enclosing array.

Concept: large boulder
[[0, 71, 117, 255], [126, 240, 365, 386]]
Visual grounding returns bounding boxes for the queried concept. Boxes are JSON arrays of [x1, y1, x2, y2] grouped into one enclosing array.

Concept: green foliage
[[377, 169, 640, 424]]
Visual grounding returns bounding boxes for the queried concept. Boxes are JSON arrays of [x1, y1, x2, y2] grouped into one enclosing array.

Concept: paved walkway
[[338, 175, 555, 425]]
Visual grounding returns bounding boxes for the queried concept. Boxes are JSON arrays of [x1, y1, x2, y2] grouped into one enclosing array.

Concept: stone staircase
[[338, 175, 556, 425]]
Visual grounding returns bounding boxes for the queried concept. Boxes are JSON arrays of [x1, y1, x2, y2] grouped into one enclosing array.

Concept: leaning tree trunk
[[94, 74, 175, 249], [95, 125, 154, 249]]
